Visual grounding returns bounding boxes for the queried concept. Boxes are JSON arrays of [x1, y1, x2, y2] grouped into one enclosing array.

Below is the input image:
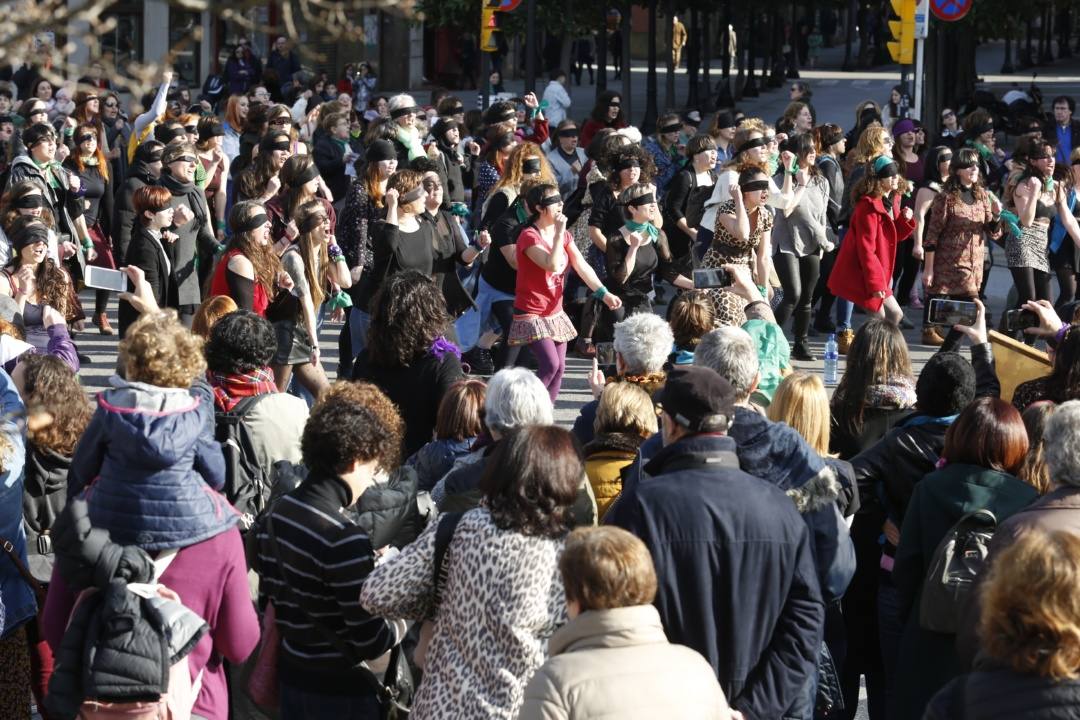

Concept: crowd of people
[[2, 48, 1080, 720]]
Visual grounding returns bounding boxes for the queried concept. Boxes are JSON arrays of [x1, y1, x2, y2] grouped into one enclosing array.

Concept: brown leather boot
[[94, 312, 115, 336], [921, 326, 945, 347], [837, 329, 855, 355]]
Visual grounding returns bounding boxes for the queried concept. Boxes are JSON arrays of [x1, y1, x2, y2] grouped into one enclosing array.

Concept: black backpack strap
[[226, 392, 272, 419], [264, 512, 401, 705], [431, 512, 464, 612]]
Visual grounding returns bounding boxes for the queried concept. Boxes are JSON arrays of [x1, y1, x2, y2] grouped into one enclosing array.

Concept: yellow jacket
[[584, 432, 644, 520]]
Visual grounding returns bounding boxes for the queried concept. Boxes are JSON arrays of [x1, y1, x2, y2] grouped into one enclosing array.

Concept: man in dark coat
[[610, 367, 824, 720]]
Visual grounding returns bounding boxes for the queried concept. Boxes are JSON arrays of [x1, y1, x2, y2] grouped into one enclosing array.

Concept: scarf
[[208, 367, 278, 411], [863, 376, 917, 410], [395, 125, 426, 161], [160, 169, 196, 196], [966, 140, 993, 161], [625, 219, 660, 242]]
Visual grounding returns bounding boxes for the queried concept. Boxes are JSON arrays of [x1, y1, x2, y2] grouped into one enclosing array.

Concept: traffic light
[[481, 0, 502, 53], [888, 0, 915, 65]]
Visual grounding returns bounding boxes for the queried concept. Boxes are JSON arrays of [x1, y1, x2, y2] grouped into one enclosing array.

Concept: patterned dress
[[923, 189, 993, 297], [702, 200, 774, 325]]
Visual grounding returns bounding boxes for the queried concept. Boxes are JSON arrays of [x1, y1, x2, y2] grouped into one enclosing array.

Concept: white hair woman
[[388, 93, 425, 164]]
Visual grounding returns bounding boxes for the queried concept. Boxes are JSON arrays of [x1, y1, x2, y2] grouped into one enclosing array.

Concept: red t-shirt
[[514, 225, 573, 317]]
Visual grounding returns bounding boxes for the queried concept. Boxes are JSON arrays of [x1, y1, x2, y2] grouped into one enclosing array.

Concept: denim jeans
[[457, 276, 515, 351], [348, 308, 371, 360], [280, 683, 381, 720]]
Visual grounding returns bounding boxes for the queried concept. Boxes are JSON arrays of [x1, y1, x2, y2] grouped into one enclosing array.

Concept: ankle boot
[[792, 340, 817, 361], [921, 326, 945, 346], [94, 312, 114, 335]]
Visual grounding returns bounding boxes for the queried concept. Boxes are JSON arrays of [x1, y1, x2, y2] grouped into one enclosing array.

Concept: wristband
[[592, 286, 608, 301], [81, 238, 93, 251], [1050, 323, 1072, 350], [215, 219, 226, 230], [756, 284, 767, 297], [214, 243, 227, 256], [328, 243, 344, 259]]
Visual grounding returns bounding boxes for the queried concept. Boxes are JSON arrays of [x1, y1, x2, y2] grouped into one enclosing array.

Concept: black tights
[[1054, 264, 1078, 310], [1010, 266, 1053, 308], [774, 253, 821, 340], [490, 299, 521, 370], [893, 239, 919, 304], [93, 289, 111, 317]]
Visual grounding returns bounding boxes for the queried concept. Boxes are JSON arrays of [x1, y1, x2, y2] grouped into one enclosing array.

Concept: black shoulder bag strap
[[431, 512, 464, 612], [264, 512, 402, 706]]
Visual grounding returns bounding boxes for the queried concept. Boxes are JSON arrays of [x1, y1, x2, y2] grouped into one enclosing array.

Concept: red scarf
[[207, 367, 278, 411]]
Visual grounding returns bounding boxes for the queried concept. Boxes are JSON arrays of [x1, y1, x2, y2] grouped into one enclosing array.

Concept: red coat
[[828, 194, 916, 312]]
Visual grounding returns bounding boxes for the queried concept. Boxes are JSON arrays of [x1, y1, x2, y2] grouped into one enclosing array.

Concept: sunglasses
[[270, 117, 290, 125], [184, 125, 197, 133], [103, 101, 118, 108]]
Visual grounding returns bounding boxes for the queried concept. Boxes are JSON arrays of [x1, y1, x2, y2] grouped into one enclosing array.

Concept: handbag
[[245, 601, 281, 712], [1, 534, 48, 617], [264, 513, 413, 719]]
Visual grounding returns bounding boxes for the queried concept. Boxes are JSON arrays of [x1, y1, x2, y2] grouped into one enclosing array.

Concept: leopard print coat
[[360, 508, 567, 719]]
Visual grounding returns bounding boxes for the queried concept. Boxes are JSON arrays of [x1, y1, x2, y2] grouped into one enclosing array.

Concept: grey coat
[[772, 172, 830, 257]]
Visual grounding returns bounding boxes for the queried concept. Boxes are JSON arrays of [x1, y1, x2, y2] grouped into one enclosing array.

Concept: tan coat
[[518, 605, 729, 720]]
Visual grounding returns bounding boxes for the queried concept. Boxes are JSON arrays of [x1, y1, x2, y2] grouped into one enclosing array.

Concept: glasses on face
[[270, 117, 290, 126], [104, 101, 118, 109], [422, 179, 442, 190], [184, 125, 197, 133]]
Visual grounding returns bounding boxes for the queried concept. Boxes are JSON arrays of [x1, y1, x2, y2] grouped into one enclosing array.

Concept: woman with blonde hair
[[584, 382, 657, 519], [827, 156, 915, 325], [480, 141, 555, 229], [272, 200, 351, 395], [925, 530, 1080, 718]]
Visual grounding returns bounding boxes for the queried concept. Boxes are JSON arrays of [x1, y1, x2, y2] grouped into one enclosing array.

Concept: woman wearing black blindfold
[[65, 121, 117, 334], [827, 156, 915, 326]]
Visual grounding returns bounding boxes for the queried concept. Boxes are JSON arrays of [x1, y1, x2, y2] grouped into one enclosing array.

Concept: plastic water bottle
[[824, 334, 839, 386]]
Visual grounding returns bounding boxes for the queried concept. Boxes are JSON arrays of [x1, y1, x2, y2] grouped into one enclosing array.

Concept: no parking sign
[[930, 0, 972, 22]]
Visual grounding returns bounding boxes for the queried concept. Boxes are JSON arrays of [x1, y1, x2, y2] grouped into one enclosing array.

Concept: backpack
[[215, 394, 274, 531], [919, 509, 997, 634], [66, 551, 206, 720]]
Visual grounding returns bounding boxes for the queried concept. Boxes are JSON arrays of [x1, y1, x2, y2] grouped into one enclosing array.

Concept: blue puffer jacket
[[68, 377, 236, 551], [0, 368, 33, 638]]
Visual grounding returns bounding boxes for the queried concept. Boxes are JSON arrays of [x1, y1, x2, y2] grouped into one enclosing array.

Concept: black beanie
[[916, 352, 976, 418]]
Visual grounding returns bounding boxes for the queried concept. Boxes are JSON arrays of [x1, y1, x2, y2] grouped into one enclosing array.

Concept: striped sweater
[[254, 473, 403, 694]]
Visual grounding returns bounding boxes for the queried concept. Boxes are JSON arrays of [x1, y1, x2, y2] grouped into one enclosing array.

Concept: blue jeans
[[280, 683, 380, 720], [836, 297, 854, 331], [457, 277, 515, 351], [349, 308, 371, 359]]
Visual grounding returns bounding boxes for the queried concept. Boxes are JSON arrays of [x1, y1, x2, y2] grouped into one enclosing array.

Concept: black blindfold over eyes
[[236, 212, 269, 233], [736, 136, 767, 155], [659, 122, 682, 134], [614, 157, 641, 171], [626, 193, 656, 207], [261, 138, 292, 152], [299, 213, 327, 233], [557, 128, 579, 138], [522, 157, 542, 174], [538, 194, 563, 207], [296, 163, 322, 185], [399, 185, 427, 203], [14, 225, 51, 249], [740, 180, 770, 193], [14, 194, 47, 209], [874, 162, 899, 178], [390, 105, 420, 119]]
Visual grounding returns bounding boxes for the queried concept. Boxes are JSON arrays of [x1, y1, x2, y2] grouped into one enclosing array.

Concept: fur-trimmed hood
[[786, 468, 842, 515]]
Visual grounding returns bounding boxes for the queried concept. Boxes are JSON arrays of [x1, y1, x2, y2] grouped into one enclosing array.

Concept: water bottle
[[824, 333, 839, 386]]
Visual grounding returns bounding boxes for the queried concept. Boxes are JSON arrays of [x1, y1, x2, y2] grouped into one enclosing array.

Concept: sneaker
[[921, 326, 946, 346], [837, 329, 855, 355], [462, 347, 494, 376]]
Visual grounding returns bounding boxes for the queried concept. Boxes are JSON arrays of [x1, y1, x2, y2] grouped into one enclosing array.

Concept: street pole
[[912, 0, 928, 120], [480, 45, 490, 109], [525, 0, 537, 94]]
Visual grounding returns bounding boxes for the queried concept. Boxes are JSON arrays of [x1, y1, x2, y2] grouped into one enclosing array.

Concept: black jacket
[[112, 159, 157, 262], [46, 499, 208, 719], [22, 445, 71, 582], [120, 226, 177, 336], [609, 433, 823, 720], [851, 344, 999, 543], [312, 128, 351, 203], [924, 666, 1080, 720]]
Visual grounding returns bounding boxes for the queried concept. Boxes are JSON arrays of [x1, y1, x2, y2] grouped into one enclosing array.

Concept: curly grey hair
[[1044, 400, 1080, 488], [613, 313, 674, 376], [693, 327, 760, 401]]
